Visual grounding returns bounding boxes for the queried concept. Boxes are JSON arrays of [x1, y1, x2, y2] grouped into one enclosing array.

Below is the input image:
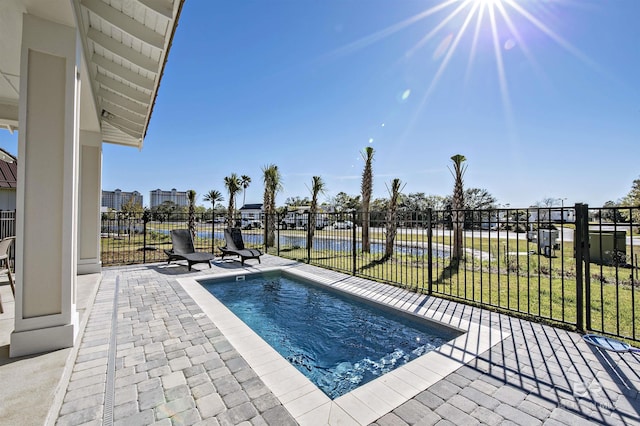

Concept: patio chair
[[583, 334, 640, 355], [164, 229, 216, 271], [0, 236, 15, 314], [219, 228, 263, 266]]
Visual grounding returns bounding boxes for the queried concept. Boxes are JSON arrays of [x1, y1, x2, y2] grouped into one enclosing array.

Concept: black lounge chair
[[0, 236, 15, 314], [219, 228, 263, 266], [164, 229, 216, 271]]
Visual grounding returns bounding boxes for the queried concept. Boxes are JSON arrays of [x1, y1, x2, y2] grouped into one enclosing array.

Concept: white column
[[78, 131, 102, 275], [11, 14, 81, 357]]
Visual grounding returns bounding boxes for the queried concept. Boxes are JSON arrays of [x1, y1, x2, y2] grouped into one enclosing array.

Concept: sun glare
[[326, 0, 593, 127]]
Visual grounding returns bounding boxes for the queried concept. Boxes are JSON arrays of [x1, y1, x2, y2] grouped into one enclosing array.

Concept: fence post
[[307, 211, 311, 263], [264, 211, 268, 253], [352, 210, 357, 276], [276, 212, 280, 256], [582, 204, 591, 331], [427, 208, 433, 295], [211, 211, 215, 254], [574, 203, 586, 332], [142, 211, 148, 263]]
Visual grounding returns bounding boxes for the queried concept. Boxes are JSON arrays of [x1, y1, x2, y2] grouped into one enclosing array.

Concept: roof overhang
[[0, 0, 184, 149]]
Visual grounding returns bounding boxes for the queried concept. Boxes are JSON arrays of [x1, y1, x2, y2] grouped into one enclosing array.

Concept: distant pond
[[156, 229, 448, 258]]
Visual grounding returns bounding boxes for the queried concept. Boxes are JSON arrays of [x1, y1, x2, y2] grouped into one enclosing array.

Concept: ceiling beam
[[99, 89, 148, 115], [92, 54, 155, 90], [101, 121, 140, 147], [138, 0, 174, 20], [88, 28, 158, 72], [104, 116, 144, 137], [95, 73, 151, 104], [102, 100, 145, 124], [81, 0, 165, 49], [0, 102, 18, 122]]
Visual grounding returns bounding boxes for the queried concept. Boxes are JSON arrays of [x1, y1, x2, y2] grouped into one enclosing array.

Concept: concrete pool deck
[[1, 254, 639, 425]]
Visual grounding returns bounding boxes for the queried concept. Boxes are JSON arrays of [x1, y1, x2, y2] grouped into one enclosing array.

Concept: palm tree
[[203, 189, 224, 223], [187, 190, 197, 241], [240, 175, 251, 209], [224, 173, 242, 227], [449, 154, 467, 262], [384, 178, 404, 261], [307, 176, 326, 250], [262, 164, 282, 247], [361, 147, 374, 253]]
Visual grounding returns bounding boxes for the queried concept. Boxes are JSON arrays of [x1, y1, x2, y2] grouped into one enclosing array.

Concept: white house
[[0, 0, 184, 357], [529, 208, 575, 223], [239, 203, 264, 221], [0, 149, 17, 210]]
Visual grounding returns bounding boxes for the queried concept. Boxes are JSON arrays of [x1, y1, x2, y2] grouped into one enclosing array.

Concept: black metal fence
[[97, 205, 640, 343], [270, 205, 639, 344], [100, 211, 265, 265]]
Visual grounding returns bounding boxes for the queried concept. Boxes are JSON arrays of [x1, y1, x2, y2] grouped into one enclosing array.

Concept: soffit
[[77, 0, 184, 148], [0, 0, 184, 149]]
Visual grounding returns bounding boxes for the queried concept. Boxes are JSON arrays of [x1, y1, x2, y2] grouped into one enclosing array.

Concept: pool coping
[[177, 265, 510, 425]]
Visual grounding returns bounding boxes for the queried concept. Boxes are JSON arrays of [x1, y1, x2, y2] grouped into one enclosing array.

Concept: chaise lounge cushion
[[164, 229, 216, 271], [219, 228, 262, 266]]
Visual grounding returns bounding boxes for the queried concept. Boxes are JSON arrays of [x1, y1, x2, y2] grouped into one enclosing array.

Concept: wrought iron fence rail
[[94, 205, 640, 343]]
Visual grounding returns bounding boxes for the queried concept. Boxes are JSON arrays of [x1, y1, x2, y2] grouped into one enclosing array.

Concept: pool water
[[201, 272, 461, 399]]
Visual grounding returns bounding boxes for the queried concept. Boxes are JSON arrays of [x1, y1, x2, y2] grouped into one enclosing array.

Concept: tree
[[620, 177, 640, 225], [203, 189, 224, 222], [361, 147, 374, 253], [370, 197, 389, 227], [240, 175, 251, 208], [463, 188, 496, 210], [285, 196, 310, 207], [263, 164, 283, 247], [224, 173, 242, 227], [120, 197, 143, 218], [449, 154, 467, 261], [535, 197, 559, 208], [622, 178, 640, 206], [307, 176, 326, 250], [204, 190, 224, 218], [187, 190, 197, 241], [602, 200, 625, 223], [331, 192, 361, 213], [150, 200, 178, 223], [383, 178, 404, 260]]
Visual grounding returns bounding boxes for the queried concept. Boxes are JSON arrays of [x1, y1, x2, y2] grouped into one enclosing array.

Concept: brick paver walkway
[[53, 256, 640, 425]]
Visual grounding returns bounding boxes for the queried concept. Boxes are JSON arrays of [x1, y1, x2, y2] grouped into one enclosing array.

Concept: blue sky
[[2, 0, 639, 208]]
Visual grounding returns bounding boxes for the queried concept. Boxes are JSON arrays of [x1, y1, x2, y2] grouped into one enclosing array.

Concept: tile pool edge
[[177, 266, 509, 425]]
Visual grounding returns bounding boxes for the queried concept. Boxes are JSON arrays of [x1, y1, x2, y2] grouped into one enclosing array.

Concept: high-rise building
[[101, 189, 143, 211], [149, 188, 188, 208]]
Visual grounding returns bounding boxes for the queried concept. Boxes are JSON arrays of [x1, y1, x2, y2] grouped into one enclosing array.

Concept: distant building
[[239, 203, 264, 220], [529, 208, 575, 223], [150, 188, 188, 208], [102, 189, 143, 211], [0, 149, 17, 210]]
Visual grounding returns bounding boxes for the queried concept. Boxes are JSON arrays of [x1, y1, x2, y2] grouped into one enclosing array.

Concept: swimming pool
[[178, 264, 506, 424], [200, 271, 461, 399]]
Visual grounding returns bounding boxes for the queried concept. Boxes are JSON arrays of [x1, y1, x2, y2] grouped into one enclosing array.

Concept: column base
[[78, 259, 101, 275], [10, 312, 79, 357]]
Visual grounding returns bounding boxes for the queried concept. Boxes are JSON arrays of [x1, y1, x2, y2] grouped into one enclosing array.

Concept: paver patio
[[47, 255, 640, 425]]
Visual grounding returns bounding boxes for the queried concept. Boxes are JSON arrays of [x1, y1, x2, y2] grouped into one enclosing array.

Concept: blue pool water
[[200, 272, 461, 399]]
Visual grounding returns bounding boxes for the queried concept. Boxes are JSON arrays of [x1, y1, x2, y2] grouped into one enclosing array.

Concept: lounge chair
[[164, 229, 216, 271], [0, 236, 15, 314], [219, 228, 263, 266]]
